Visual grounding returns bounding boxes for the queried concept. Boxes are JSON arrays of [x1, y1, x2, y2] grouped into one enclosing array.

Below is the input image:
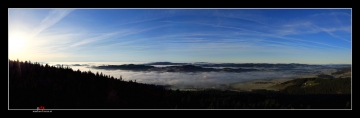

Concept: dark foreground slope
[[9, 59, 351, 109], [9, 59, 169, 109]]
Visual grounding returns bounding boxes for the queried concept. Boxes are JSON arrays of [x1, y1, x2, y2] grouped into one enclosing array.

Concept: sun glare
[[9, 34, 27, 52]]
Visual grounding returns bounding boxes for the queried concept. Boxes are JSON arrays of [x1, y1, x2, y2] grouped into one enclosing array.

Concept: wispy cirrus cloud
[[265, 33, 350, 50], [311, 12, 351, 17], [30, 9, 75, 38], [70, 31, 125, 47], [311, 24, 351, 42], [101, 32, 221, 48], [109, 18, 162, 28], [212, 10, 270, 25], [138, 18, 350, 53], [276, 22, 351, 43], [188, 21, 350, 50], [70, 24, 172, 48], [188, 17, 350, 50]]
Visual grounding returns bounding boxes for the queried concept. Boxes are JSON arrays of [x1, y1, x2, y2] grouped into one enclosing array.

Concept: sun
[[9, 34, 27, 52]]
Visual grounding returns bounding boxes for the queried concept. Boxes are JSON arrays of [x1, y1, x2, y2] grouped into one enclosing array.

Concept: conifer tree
[[96, 72, 99, 77]]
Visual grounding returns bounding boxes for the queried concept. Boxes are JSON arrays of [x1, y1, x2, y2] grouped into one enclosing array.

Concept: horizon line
[[8, 59, 352, 65]]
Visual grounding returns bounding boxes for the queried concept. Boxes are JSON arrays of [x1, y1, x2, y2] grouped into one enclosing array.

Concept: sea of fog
[[43, 62, 324, 90]]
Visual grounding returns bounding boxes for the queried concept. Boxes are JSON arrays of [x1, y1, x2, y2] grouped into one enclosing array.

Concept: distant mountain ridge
[[143, 62, 328, 68]]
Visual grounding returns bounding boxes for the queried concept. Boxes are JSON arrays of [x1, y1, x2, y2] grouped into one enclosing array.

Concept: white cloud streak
[[212, 10, 270, 25], [311, 12, 351, 17], [30, 9, 75, 38], [311, 25, 351, 42], [198, 23, 351, 50], [110, 18, 162, 27], [280, 23, 351, 43], [70, 24, 172, 47]]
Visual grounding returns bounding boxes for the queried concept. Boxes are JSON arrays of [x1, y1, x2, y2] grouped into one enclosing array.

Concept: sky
[[8, 8, 352, 64]]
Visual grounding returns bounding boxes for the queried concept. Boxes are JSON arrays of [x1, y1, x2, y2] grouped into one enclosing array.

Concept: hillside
[[9, 59, 169, 109], [331, 67, 351, 78], [9, 59, 351, 109]]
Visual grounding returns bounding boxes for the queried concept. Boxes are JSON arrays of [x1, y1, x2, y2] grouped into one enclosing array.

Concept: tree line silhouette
[[9, 59, 351, 109]]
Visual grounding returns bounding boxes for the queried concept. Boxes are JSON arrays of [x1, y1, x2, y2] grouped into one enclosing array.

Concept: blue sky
[[8, 8, 351, 64]]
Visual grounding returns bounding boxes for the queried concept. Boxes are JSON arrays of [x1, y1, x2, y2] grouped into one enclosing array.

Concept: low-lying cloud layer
[[44, 62, 334, 89]]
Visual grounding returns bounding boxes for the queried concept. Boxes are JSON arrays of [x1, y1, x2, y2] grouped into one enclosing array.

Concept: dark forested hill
[[281, 77, 351, 94], [9, 59, 169, 109], [8, 59, 351, 109]]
